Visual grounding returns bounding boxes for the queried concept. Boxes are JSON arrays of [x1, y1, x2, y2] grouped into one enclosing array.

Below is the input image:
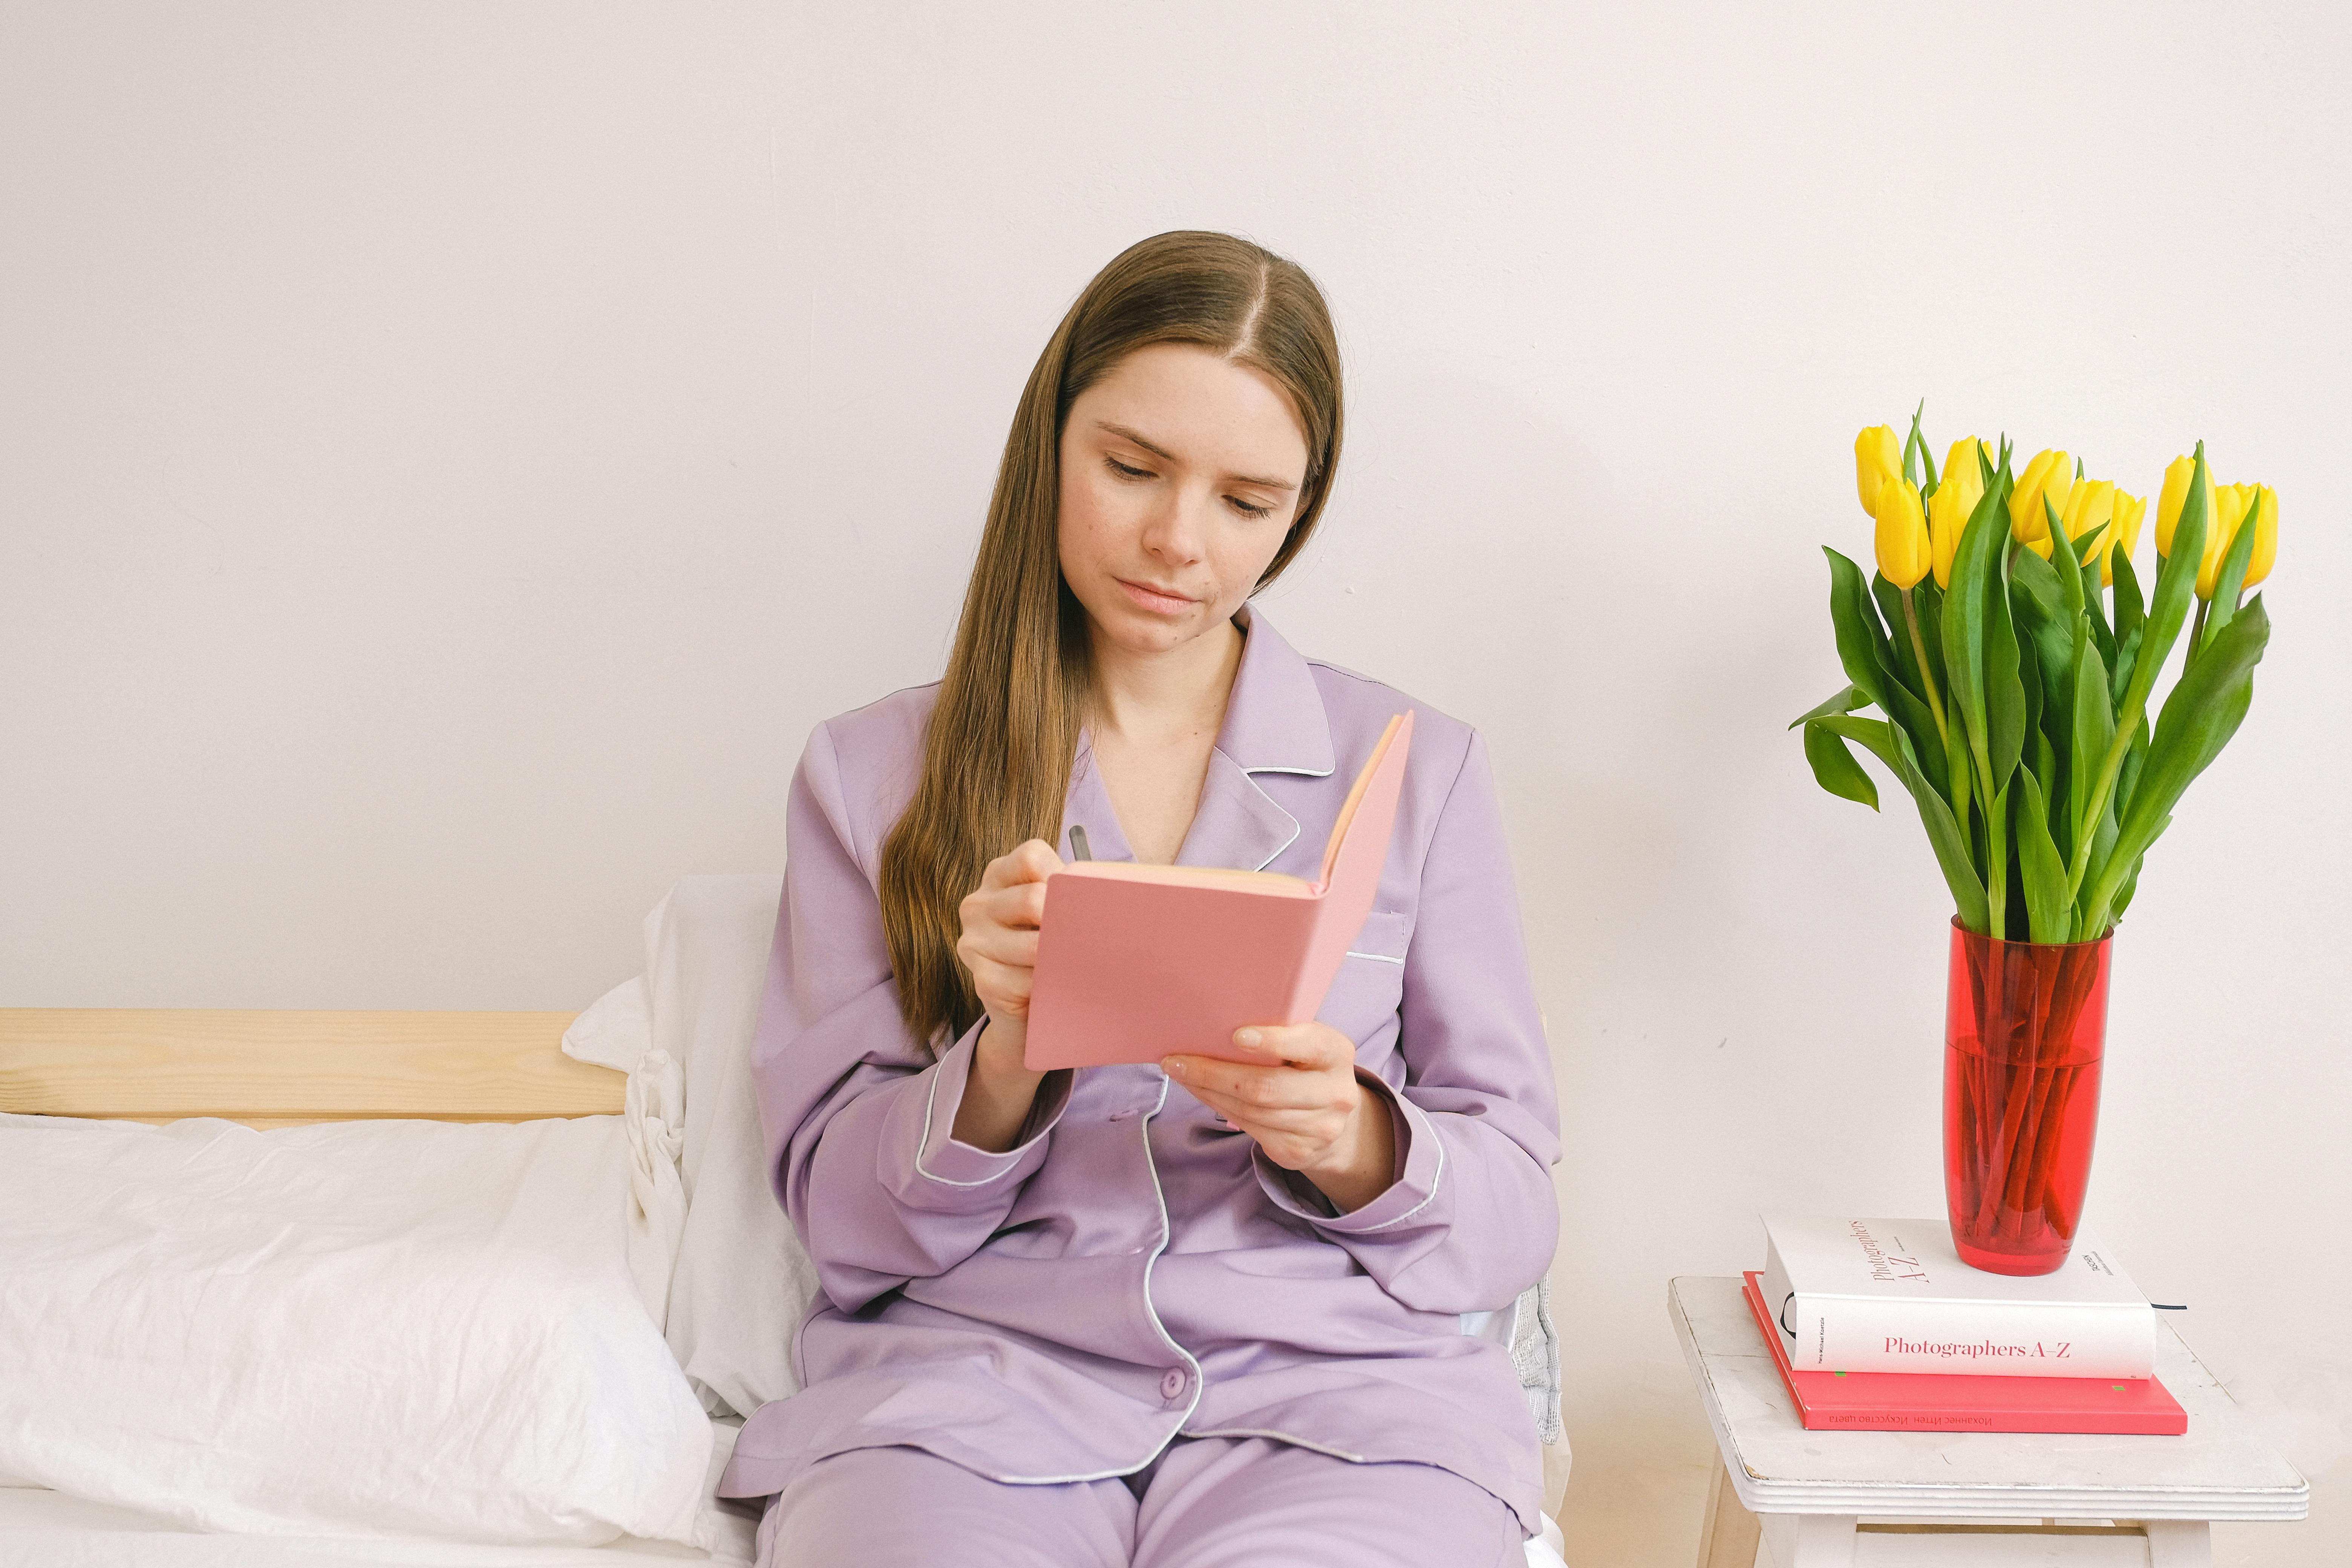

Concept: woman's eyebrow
[[1094, 420, 1298, 492]]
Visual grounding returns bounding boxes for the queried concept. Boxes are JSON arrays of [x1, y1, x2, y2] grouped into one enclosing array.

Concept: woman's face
[[1057, 341, 1310, 661]]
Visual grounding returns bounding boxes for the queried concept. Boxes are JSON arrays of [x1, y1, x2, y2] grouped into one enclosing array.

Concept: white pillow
[[562, 976, 687, 1331], [640, 874, 824, 1421], [0, 1112, 714, 1548]]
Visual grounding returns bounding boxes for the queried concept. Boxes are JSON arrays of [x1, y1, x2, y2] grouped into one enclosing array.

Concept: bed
[[0, 878, 1572, 1566]]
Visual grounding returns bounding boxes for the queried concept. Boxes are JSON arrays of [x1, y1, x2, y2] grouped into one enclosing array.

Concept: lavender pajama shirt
[[715, 605, 1563, 1560]]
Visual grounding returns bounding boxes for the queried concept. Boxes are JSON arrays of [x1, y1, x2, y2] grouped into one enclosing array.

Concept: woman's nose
[[1139, 487, 1208, 566]]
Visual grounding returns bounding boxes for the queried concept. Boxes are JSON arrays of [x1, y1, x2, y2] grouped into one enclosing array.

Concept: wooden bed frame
[[0, 1009, 620, 1127]]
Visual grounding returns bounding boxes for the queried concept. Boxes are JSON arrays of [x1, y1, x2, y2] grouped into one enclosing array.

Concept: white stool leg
[[1696, 1459, 1762, 1568], [1758, 1513, 1856, 1568], [2140, 1520, 2213, 1568]]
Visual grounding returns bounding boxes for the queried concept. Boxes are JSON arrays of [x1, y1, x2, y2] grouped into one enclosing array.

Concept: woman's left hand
[[1162, 1023, 1396, 1214]]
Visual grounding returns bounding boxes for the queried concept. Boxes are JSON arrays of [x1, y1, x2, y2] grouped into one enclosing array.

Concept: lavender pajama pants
[[752, 1434, 1526, 1568]]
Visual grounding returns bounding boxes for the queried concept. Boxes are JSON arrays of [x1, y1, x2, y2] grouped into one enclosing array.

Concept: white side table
[[1669, 1276, 2308, 1568]]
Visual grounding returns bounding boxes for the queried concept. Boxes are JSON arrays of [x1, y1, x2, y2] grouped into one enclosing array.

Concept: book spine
[[1786, 1296, 2153, 1379], [1789, 1402, 2185, 1436]]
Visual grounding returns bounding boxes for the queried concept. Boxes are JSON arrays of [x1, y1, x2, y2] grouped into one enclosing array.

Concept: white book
[[1758, 1216, 2155, 1379]]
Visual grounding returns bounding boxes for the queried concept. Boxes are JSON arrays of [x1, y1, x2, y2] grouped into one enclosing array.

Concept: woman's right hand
[[951, 839, 1061, 1147]]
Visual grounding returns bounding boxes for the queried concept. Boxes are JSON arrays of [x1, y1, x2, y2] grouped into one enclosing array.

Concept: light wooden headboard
[[0, 1009, 622, 1129]]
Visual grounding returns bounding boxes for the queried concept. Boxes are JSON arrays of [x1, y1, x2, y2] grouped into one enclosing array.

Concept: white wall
[[4, 4, 2344, 1561]]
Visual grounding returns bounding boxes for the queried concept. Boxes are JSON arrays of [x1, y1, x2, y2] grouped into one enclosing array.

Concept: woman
[[715, 231, 1560, 1566]]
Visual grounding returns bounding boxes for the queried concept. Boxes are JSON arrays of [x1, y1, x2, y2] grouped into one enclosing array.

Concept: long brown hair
[[878, 230, 1345, 1051]]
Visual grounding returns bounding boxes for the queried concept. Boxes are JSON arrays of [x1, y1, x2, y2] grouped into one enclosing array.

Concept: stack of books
[[1747, 1216, 2187, 1435]]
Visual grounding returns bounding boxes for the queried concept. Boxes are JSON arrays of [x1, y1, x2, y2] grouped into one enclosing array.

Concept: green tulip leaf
[[2111, 546, 2147, 669], [2113, 712, 2150, 829], [2069, 622, 2118, 913], [1813, 715, 1990, 932], [2035, 726, 2067, 865], [1803, 721, 1879, 810], [1823, 549, 1945, 799], [2080, 553, 2115, 666], [2086, 593, 2269, 928], [2014, 765, 2072, 943], [2015, 614, 2044, 761], [1985, 541, 2027, 798], [1941, 482, 2009, 801], [1914, 579, 1949, 697], [2203, 508, 2260, 649], [2007, 547, 2081, 729], [2044, 496, 2085, 620], [2108, 817, 2168, 924], [2062, 445, 2210, 906], [1788, 684, 1867, 729], [2108, 624, 2143, 710], [1872, 573, 1925, 698], [1824, 547, 1898, 714]]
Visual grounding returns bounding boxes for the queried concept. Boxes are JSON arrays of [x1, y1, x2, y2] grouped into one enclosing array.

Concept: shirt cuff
[[913, 1019, 1075, 1187], [1251, 1067, 1436, 1231]]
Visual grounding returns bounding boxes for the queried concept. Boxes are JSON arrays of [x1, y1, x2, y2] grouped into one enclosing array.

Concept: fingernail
[[1163, 1058, 1190, 1080], [1235, 1028, 1261, 1047]]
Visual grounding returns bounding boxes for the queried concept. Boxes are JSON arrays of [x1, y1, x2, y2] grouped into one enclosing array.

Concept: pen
[[1068, 825, 1092, 861]]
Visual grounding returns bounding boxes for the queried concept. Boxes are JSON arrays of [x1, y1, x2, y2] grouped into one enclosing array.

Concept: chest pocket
[[1320, 908, 1413, 1045]]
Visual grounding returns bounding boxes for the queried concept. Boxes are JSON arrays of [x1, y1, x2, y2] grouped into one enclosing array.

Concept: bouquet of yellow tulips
[[1794, 404, 2277, 943]]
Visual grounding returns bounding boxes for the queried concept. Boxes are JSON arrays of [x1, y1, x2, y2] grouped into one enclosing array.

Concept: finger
[[957, 924, 1040, 969], [1223, 1023, 1352, 1071], [961, 955, 1032, 1014], [1167, 1058, 1325, 1115], [1189, 1089, 1328, 1136], [962, 880, 1049, 935], [989, 838, 1063, 888]]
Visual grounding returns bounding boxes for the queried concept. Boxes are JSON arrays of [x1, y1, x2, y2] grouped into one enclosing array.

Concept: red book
[[1741, 1272, 2187, 1435]]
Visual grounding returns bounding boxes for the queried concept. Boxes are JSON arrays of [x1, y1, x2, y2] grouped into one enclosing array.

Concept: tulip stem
[[1900, 586, 1949, 745], [2188, 597, 2210, 668]]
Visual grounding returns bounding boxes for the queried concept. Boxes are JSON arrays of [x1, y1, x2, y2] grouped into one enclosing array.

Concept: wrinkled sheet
[[0, 1423, 757, 1568]]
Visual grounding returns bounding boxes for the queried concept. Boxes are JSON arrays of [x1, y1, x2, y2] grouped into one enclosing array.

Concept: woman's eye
[[1227, 495, 1275, 519], [1106, 456, 1151, 479]]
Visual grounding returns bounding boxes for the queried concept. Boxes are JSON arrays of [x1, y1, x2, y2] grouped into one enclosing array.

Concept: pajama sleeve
[[1250, 728, 1562, 1315], [747, 721, 1075, 1315]]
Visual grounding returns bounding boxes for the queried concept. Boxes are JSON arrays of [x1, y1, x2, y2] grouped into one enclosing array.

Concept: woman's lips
[[1115, 577, 1196, 615]]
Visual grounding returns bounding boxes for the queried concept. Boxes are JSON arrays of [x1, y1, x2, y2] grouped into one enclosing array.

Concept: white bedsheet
[[0, 1411, 1571, 1566], [0, 1421, 760, 1568]]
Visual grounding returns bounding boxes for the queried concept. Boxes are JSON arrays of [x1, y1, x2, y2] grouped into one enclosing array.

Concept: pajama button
[[1160, 1368, 1188, 1400]]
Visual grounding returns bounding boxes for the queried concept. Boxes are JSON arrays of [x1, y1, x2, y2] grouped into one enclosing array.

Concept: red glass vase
[[1942, 917, 2113, 1276]]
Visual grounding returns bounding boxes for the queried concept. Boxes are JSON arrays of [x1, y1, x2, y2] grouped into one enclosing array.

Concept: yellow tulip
[[2154, 454, 2196, 556], [1856, 425, 1902, 514], [1926, 459, 1983, 589], [1945, 436, 1989, 492], [2242, 484, 2278, 590], [1874, 477, 1931, 589], [2060, 479, 2116, 559], [2195, 481, 2278, 600], [2197, 483, 2252, 599], [1994, 447, 2070, 545], [2088, 489, 2147, 586]]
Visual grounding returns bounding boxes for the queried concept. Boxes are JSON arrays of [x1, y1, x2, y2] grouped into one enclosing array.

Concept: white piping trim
[[1240, 763, 1334, 778], [1250, 816, 1300, 873], [1133, 1072, 1205, 1422], [1343, 949, 1404, 965], [915, 1072, 1204, 1489], [912, 1054, 1034, 1187], [1337, 1108, 1444, 1232], [1227, 752, 1308, 872]]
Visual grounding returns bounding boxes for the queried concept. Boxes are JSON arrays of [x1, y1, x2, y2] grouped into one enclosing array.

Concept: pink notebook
[[1740, 1272, 2187, 1435], [1023, 710, 1415, 1072]]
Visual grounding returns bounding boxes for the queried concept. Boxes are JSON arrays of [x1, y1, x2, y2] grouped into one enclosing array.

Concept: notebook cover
[[1023, 712, 1413, 1071], [1740, 1272, 2187, 1435]]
